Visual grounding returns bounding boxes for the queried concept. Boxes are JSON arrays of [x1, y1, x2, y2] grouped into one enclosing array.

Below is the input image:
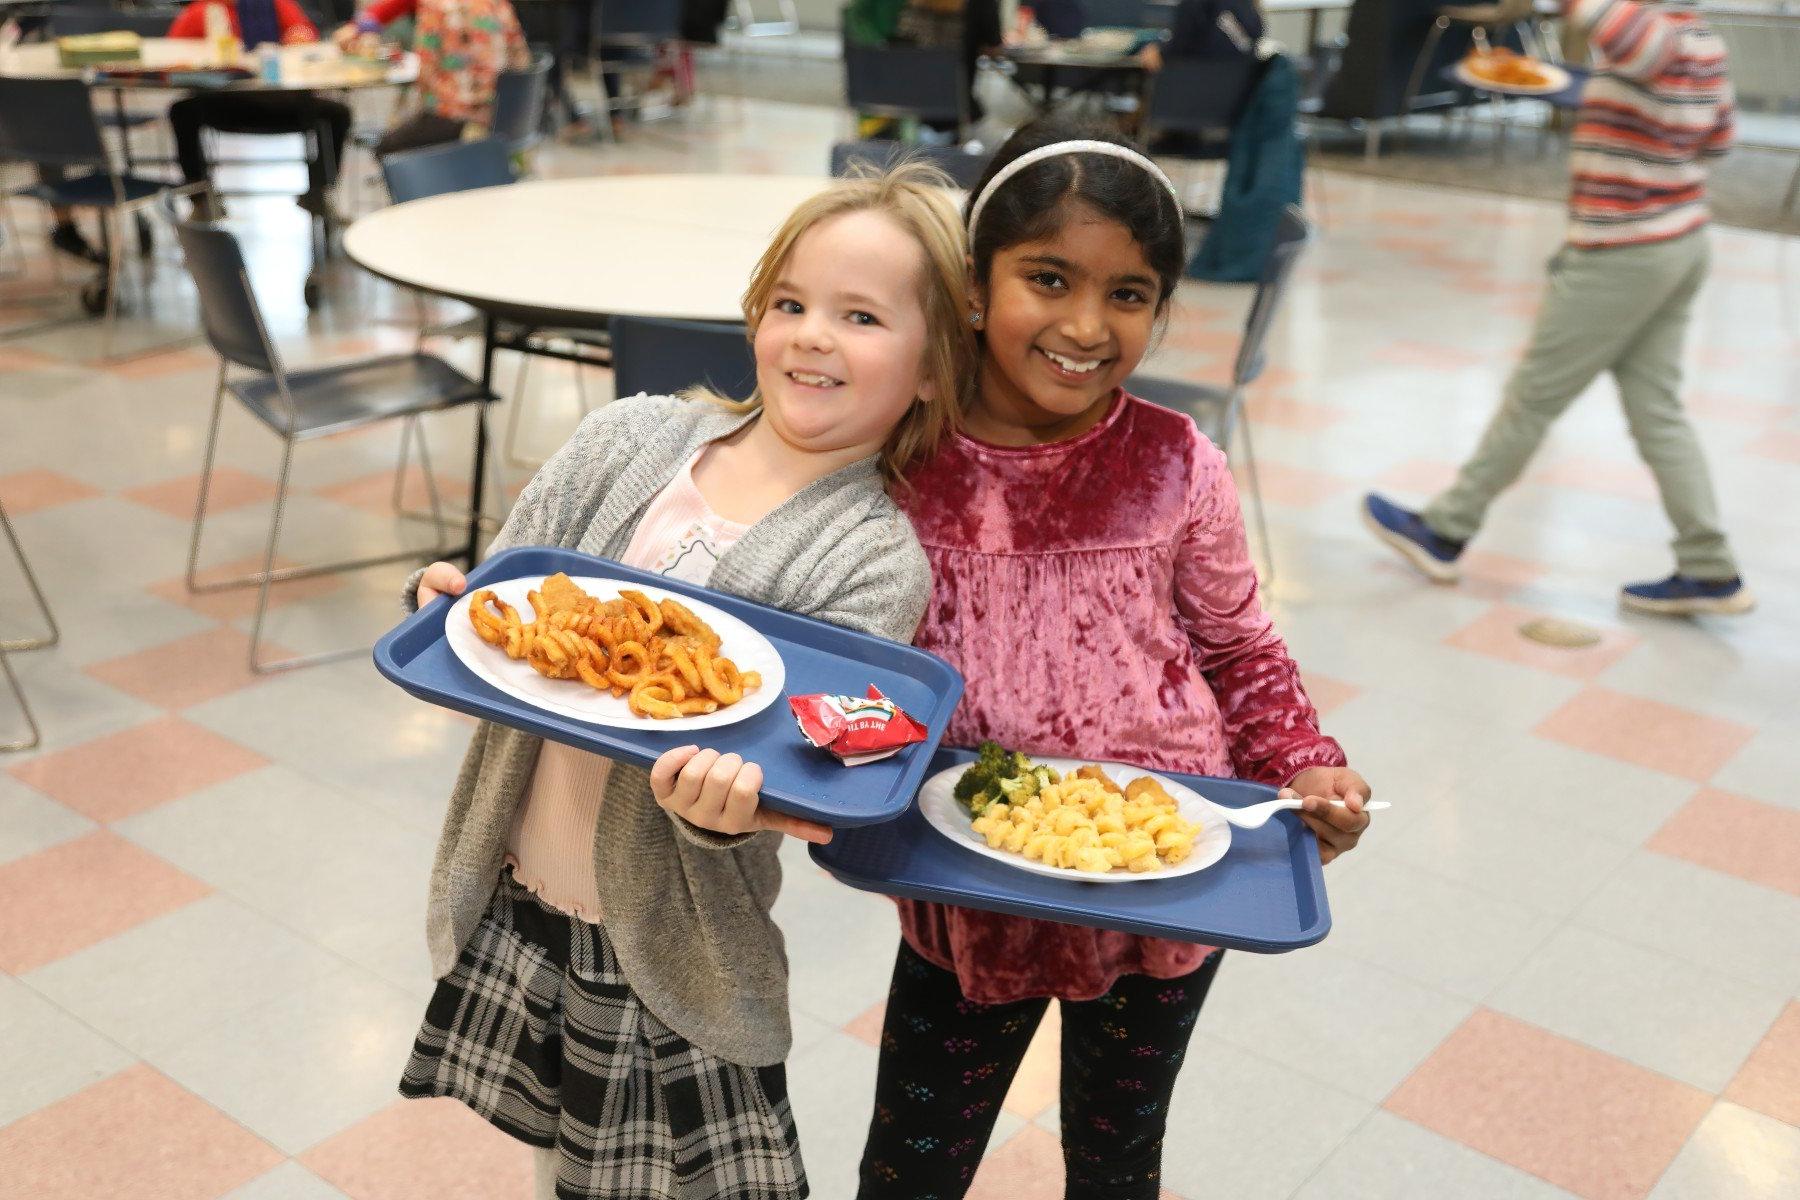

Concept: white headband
[[967, 140, 1183, 238]]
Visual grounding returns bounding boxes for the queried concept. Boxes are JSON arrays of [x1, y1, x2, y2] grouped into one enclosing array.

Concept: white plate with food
[[445, 573, 785, 731], [918, 748, 1232, 884], [1454, 52, 1571, 96]]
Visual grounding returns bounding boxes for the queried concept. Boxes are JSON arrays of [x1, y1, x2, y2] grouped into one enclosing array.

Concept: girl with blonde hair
[[393, 161, 973, 1200]]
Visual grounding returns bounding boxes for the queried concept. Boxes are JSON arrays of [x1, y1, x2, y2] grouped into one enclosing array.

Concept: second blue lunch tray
[[372, 546, 964, 827], [812, 748, 1332, 952]]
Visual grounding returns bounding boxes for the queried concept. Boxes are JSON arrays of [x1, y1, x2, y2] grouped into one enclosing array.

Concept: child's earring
[[969, 310, 982, 328]]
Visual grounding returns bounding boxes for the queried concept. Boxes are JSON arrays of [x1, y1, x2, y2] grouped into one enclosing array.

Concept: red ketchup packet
[[789, 686, 928, 767]]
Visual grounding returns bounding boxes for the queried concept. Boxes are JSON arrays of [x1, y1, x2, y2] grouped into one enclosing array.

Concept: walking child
[[856, 119, 1373, 1199], [395, 162, 975, 1200], [1365, 0, 1751, 616]]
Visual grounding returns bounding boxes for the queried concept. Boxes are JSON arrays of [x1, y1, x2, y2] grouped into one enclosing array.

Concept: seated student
[[890, 0, 1002, 130], [165, 0, 352, 217], [1139, 0, 1263, 70], [336, 0, 529, 156]]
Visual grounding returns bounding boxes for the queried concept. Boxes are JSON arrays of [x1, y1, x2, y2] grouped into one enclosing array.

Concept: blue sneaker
[[1620, 574, 1756, 616], [1362, 493, 1465, 583]]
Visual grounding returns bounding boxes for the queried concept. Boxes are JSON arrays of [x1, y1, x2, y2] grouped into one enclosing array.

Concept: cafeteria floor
[[2, 97, 1798, 1200]]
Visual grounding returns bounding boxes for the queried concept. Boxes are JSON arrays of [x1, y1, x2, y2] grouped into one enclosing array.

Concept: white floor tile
[[0, 974, 135, 1127], [0, 774, 94, 865], [146, 965, 423, 1155], [23, 893, 346, 1059], [1646, 1102, 1800, 1200], [220, 1160, 352, 1200], [1294, 1109, 1580, 1199], [1572, 852, 1800, 997], [1487, 925, 1789, 1092]]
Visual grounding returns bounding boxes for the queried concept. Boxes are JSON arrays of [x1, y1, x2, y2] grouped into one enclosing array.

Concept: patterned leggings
[[856, 941, 1224, 1200]]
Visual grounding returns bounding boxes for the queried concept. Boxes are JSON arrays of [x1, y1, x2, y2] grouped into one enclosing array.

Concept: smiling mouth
[[786, 370, 844, 388], [1036, 347, 1107, 378]]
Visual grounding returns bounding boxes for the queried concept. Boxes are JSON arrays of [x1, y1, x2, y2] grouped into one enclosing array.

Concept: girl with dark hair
[[856, 118, 1373, 1199]]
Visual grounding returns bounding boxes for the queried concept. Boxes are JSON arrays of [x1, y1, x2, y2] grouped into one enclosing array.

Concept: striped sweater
[[1565, 0, 1734, 248]]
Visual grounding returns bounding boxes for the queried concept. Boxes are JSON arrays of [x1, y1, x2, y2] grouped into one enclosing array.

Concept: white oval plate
[[919, 756, 1232, 884], [1453, 58, 1572, 96], [445, 574, 786, 732]]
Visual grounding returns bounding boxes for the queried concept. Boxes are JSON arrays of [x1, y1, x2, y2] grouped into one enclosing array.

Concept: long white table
[[343, 173, 835, 562]]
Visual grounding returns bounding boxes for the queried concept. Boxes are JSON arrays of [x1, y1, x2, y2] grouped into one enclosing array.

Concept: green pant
[[1423, 230, 1738, 580]]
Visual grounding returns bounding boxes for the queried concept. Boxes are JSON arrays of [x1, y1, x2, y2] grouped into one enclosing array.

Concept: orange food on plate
[[1463, 47, 1554, 88], [466, 573, 761, 719]]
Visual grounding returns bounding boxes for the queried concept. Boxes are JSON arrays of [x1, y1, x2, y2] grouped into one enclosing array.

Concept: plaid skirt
[[399, 871, 808, 1200]]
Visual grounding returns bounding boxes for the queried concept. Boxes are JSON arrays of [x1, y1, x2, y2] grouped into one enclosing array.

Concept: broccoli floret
[[1033, 765, 1060, 788], [966, 786, 1000, 817], [997, 774, 1039, 804], [954, 742, 1012, 805]]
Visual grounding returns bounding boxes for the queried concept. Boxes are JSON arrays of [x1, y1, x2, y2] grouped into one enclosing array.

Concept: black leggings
[[857, 941, 1224, 1200], [169, 92, 352, 199]]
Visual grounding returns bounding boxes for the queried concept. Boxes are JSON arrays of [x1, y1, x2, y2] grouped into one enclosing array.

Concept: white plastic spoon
[[1209, 796, 1391, 830]]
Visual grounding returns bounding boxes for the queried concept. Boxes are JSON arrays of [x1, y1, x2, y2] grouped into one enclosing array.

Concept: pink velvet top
[[896, 391, 1346, 1004]]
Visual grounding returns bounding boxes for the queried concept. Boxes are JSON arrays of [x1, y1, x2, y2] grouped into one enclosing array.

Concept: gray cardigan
[[408, 394, 931, 1066]]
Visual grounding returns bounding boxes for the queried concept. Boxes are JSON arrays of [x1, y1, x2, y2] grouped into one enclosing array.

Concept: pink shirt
[[506, 447, 750, 922], [895, 391, 1346, 1003]]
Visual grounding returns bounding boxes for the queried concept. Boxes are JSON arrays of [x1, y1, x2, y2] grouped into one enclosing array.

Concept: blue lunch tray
[[812, 748, 1332, 952], [372, 546, 964, 828]]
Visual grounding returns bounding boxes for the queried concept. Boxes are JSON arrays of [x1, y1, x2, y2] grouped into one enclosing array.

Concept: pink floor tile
[[1385, 1009, 1711, 1200], [103, 347, 216, 381], [1372, 341, 1490, 371], [1300, 670, 1360, 717], [1722, 1003, 1800, 1128], [0, 831, 210, 973], [1241, 462, 1355, 508], [121, 468, 279, 519], [1445, 605, 1640, 681], [315, 467, 471, 517], [1002, 1004, 1061, 1120], [84, 626, 292, 711], [1374, 459, 1462, 496], [148, 556, 346, 622], [1243, 393, 1347, 432], [8, 715, 269, 823], [1745, 428, 1800, 465], [301, 1097, 533, 1200], [965, 1126, 1065, 1200], [1529, 459, 1660, 503], [1369, 210, 1444, 229], [0, 1065, 281, 1200], [1372, 234, 1452, 256], [844, 1000, 886, 1048], [1645, 789, 1800, 897], [0, 469, 101, 516], [0, 346, 65, 372], [1532, 688, 1754, 783]]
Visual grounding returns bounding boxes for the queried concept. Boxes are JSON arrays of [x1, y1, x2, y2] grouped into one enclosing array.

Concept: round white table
[[343, 173, 836, 563], [343, 174, 834, 330]]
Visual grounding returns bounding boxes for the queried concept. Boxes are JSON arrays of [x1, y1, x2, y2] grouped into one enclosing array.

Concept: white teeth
[[789, 371, 841, 387], [1042, 349, 1102, 374]]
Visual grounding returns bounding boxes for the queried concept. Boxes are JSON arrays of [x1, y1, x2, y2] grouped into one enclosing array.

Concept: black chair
[[490, 52, 555, 158], [1127, 205, 1310, 585], [162, 191, 492, 672], [0, 76, 173, 317], [844, 43, 968, 137], [381, 137, 517, 205], [829, 139, 990, 190], [1140, 56, 1261, 220], [610, 316, 755, 400], [592, 0, 681, 138], [0, 498, 57, 753], [1081, 0, 1145, 28]]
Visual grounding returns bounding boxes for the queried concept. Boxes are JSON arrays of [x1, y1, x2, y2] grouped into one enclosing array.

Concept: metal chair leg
[[0, 500, 59, 653], [0, 648, 40, 754], [1235, 414, 1276, 592], [1397, 17, 1449, 145], [1784, 158, 1800, 215], [501, 347, 537, 468]]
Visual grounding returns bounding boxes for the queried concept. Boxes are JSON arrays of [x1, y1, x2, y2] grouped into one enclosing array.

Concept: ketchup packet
[[790, 686, 928, 766]]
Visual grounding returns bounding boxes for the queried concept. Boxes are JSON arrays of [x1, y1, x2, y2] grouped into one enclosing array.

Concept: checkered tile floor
[[2, 95, 1797, 1200]]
